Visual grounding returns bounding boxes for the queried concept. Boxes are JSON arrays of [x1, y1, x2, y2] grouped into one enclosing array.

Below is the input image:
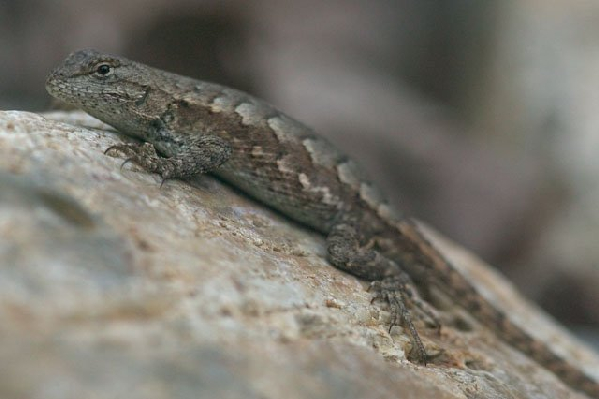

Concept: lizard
[[45, 49, 599, 398]]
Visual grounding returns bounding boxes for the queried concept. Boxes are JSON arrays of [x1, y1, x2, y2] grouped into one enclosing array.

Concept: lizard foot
[[104, 142, 182, 182], [369, 275, 436, 364], [370, 277, 441, 336], [327, 220, 436, 364], [105, 135, 232, 181]]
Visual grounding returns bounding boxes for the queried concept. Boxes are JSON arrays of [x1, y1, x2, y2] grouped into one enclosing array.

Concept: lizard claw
[[104, 145, 119, 155], [120, 158, 135, 171], [159, 177, 171, 188]]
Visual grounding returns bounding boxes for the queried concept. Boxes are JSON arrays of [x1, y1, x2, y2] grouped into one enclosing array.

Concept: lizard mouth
[[45, 71, 71, 104]]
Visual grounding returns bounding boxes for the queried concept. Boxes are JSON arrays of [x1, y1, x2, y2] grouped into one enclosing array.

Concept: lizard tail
[[396, 219, 599, 399]]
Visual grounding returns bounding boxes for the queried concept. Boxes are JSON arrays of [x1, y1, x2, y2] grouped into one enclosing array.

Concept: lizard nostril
[[45, 71, 60, 86]]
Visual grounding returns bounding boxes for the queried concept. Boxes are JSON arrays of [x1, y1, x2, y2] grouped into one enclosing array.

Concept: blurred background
[[1, 0, 598, 344]]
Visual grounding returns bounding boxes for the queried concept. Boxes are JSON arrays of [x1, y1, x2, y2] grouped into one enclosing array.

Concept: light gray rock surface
[[0, 110, 597, 399]]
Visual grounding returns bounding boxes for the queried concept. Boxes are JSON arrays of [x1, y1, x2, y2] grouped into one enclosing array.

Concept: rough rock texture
[[0, 110, 598, 399]]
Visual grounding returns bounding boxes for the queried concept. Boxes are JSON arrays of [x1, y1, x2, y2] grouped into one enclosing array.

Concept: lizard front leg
[[327, 219, 436, 364], [105, 134, 232, 180]]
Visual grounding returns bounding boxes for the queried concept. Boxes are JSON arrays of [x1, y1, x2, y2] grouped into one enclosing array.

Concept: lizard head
[[45, 49, 152, 135]]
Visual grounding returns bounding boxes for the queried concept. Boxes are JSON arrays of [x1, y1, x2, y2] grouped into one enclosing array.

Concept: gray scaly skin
[[46, 49, 599, 398]]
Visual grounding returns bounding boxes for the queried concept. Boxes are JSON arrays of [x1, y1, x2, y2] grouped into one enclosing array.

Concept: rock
[[0, 110, 596, 399]]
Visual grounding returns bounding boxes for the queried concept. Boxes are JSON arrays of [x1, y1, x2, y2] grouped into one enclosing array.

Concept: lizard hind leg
[[326, 220, 434, 364]]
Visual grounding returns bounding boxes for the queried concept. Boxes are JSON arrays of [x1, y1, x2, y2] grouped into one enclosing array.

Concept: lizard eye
[[94, 63, 112, 76]]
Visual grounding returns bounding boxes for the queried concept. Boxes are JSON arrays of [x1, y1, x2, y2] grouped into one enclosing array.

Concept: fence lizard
[[46, 49, 599, 398]]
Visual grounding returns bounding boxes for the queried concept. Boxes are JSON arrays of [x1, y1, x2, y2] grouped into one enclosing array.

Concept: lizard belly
[[215, 161, 343, 234]]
